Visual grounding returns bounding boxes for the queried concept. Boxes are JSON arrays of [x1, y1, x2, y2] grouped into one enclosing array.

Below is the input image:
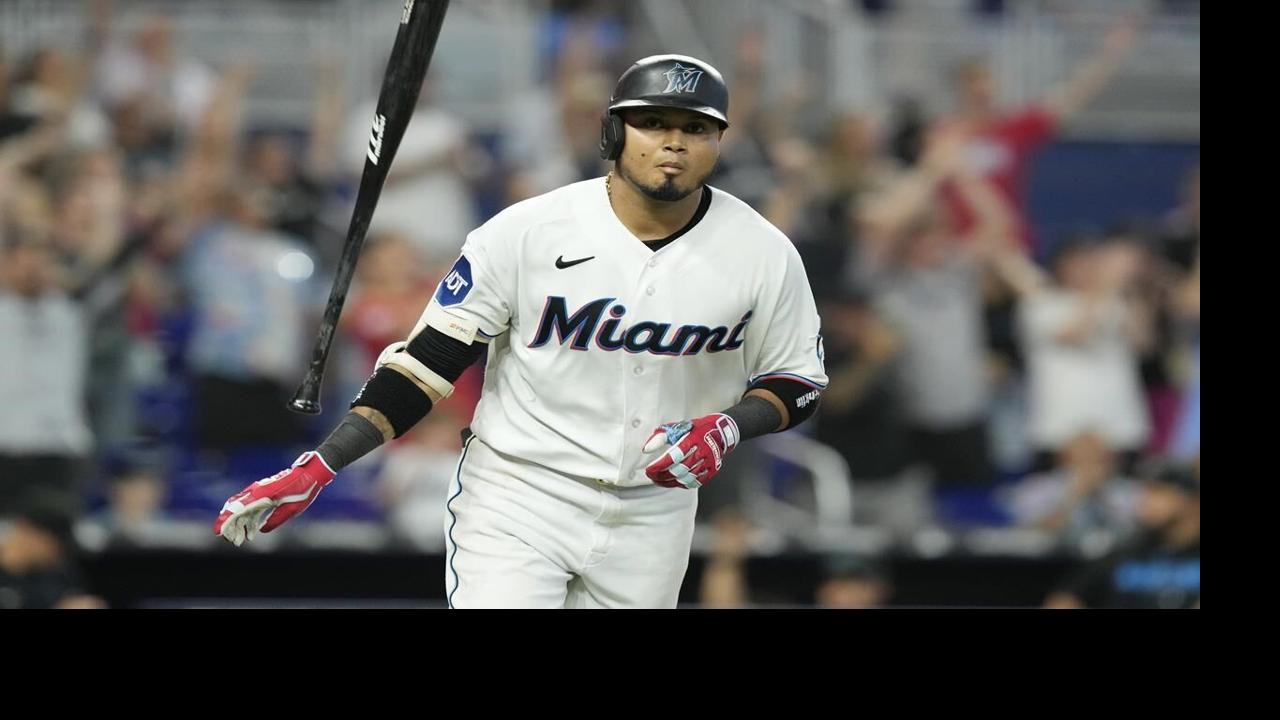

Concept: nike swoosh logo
[[555, 255, 596, 270]]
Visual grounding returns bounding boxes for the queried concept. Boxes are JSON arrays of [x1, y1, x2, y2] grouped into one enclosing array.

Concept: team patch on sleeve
[[435, 256, 474, 307]]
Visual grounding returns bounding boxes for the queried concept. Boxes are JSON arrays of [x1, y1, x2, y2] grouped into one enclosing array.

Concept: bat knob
[[288, 387, 323, 416], [288, 398, 322, 416]]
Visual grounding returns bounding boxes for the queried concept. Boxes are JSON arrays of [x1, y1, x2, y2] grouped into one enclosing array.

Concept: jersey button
[[645, 286, 655, 296], [631, 419, 642, 429], [633, 366, 644, 376], [648, 259, 658, 268]]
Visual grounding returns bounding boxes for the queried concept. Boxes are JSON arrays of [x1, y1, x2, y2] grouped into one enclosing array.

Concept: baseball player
[[214, 55, 828, 609]]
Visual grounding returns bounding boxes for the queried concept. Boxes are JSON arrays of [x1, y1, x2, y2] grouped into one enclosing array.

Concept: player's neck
[[607, 172, 705, 243]]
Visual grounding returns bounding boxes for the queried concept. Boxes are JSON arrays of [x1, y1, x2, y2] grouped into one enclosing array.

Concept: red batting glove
[[213, 452, 336, 546], [642, 414, 740, 489]]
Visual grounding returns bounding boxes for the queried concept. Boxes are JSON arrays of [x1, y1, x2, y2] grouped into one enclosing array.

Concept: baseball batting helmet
[[599, 54, 730, 161]]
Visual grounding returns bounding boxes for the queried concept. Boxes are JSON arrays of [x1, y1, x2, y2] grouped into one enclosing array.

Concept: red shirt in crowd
[[941, 105, 1058, 253]]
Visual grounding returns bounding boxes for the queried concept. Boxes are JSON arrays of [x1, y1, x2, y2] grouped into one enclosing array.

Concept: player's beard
[[617, 157, 718, 203]]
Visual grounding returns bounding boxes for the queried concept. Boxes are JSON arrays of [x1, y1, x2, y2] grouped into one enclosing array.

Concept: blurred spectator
[[1169, 344, 1199, 462], [374, 408, 466, 551], [45, 147, 148, 465], [170, 62, 254, 230], [855, 132, 1002, 487], [815, 554, 893, 609], [48, 148, 128, 274], [182, 185, 317, 452], [698, 509, 753, 608], [94, 13, 216, 135], [760, 137, 821, 249], [698, 510, 896, 608], [1045, 461, 1199, 609], [819, 111, 898, 203], [107, 91, 177, 184], [107, 93, 176, 183], [982, 267, 1033, 473], [712, 23, 782, 210], [0, 43, 19, 139], [996, 233, 1151, 463], [8, 48, 110, 150], [342, 232, 436, 367], [346, 78, 481, 261], [887, 96, 927, 168], [689, 439, 769, 528], [502, 28, 610, 204], [1164, 167, 1199, 462], [936, 13, 1142, 255], [1165, 173, 1200, 338], [1, 120, 63, 243], [1001, 431, 1139, 542], [762, 136, 845, 298], [244, 133, 327, 250], [0, 237, 92, 514], [0, 491, 106, 609], [1160, 167, 1199, 275], [773, 112, 899, 301], [814, 289, 927, 534], [1104, 224, 1180, 456], [246, 57, 345, 255], [101, 467, 166, 545]]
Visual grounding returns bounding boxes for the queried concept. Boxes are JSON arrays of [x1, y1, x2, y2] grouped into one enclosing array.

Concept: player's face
[[617, 107, 723, 202]]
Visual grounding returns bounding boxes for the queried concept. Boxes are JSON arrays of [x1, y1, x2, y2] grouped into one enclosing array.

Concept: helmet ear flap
[[599, 111, 625, 161]]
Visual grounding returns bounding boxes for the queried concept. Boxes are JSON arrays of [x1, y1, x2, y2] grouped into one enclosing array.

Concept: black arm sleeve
[[747, 377, 823, 431], [722, 395, 783, 442], [406, 326, 487, 382], [316, 412, 386, 471]]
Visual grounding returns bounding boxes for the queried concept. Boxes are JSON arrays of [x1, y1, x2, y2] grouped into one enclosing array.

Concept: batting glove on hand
[[642, 414, 740, 489], [213, 452, 336, 546]]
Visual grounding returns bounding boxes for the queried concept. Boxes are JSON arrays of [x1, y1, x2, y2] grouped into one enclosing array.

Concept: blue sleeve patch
[[435, 256, 473, 307]]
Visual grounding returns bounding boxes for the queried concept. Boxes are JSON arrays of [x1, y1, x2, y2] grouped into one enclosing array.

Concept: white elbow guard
[[375, 342, 456, 401]]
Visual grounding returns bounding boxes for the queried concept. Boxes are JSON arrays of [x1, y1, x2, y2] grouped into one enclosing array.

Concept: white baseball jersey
[[418, 176, 827, 487]]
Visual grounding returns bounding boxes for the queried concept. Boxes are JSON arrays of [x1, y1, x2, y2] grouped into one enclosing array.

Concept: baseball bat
[[289, 0, 451, 415]]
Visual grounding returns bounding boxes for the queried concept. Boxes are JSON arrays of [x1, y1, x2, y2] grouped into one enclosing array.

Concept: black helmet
[[600, 54, 729, 161]]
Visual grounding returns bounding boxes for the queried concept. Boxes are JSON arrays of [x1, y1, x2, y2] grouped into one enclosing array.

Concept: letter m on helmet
[[662, 64, 704, 94]]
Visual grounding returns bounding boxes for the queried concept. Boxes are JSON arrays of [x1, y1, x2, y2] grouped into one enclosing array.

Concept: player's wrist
[[719, 396, 779, 444], [708, 413, 740, 453], [314, 412, 385, 473], [304, 449, 339, 478]]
